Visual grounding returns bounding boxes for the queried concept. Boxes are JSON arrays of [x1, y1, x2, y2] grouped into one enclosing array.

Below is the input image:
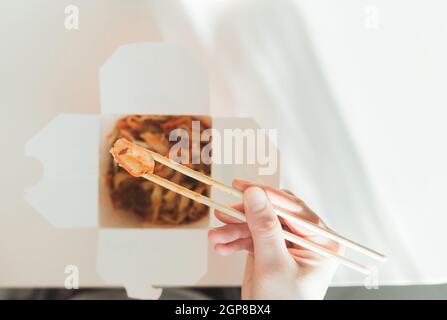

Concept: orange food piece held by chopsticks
[[110, 138, 155, 177]]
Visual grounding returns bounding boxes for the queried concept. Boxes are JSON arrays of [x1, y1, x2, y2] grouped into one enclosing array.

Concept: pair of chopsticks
[[141, 149, 386, 275]]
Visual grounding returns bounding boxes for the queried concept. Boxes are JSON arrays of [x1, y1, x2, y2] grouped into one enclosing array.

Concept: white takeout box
[[24, 43, 279, 299]]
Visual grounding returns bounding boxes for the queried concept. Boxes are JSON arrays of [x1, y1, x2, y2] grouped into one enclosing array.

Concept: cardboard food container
[[24, 43, 279, 299]]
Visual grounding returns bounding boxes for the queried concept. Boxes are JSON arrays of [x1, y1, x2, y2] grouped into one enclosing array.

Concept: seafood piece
[[110, 138, 155, 177]]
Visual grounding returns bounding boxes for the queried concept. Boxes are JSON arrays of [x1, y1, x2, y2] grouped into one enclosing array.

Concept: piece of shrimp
[[110, 138, 155, 177]]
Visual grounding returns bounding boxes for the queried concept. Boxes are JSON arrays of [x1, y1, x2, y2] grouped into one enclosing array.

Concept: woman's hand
[[208, 179, 342, 300]]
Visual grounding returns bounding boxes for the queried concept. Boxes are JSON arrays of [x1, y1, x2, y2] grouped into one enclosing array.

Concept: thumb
[[244, 187, 290, 267]]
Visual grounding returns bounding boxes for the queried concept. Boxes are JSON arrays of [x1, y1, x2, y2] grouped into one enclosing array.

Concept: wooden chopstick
[[142, 172, 371, 275], [146, 149, 386, 263]]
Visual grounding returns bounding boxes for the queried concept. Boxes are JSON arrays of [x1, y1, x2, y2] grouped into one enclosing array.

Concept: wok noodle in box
[[24, 43, 279, 299]]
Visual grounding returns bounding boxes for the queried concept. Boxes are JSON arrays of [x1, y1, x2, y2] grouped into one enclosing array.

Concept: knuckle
[[253, 212, 281, 235], [226, 225, 242, 239]]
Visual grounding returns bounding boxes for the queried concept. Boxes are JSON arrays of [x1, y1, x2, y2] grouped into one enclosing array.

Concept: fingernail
[[245, 187, 267, 213]]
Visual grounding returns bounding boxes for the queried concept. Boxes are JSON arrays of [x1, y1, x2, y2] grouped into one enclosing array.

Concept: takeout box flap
[[97, 229, 208, 299], [100, 43, 209, 116], [24, 114, 99, 228]]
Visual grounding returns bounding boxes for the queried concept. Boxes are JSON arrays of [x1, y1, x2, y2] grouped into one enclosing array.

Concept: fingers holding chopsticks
[[214, 203, 245, 224], [211, 187, 293, 264], [210, 203, 252, 256], [233, 179, 323, 235], [233, 179, 340, 249], [210, 180, 342, 260]]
